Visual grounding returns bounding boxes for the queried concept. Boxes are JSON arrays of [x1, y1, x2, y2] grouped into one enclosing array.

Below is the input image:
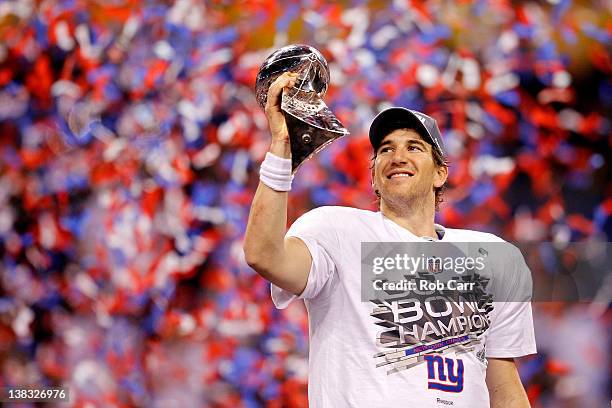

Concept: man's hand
[[486, 358, 531, 408], [265, 72, 298, 158]]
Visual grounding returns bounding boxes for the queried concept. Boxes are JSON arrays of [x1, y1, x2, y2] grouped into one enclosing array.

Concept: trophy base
[[283, 111, 347, 173]]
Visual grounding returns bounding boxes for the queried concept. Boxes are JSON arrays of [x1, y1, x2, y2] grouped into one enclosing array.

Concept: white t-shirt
[[272, 206, 536, 408]]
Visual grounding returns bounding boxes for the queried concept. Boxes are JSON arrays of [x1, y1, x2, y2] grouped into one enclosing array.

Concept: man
[[244, 72, 536, 407]]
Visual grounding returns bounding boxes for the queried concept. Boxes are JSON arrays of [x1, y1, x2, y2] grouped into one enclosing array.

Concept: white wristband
[[259, 152, 293, 191]]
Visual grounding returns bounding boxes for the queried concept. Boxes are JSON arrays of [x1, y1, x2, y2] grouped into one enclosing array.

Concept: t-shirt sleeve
[[271, 207, 338, 309], [485, 244, 537, 358]]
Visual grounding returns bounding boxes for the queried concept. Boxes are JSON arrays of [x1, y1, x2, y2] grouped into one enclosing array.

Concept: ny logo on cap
[[411, 110, 429, 126]]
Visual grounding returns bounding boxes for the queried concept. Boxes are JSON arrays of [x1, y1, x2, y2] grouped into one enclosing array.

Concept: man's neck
[[380, 198, 437, 238]]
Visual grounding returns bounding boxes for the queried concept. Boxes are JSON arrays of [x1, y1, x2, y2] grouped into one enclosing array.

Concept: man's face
[[372, 128, 447, 208]]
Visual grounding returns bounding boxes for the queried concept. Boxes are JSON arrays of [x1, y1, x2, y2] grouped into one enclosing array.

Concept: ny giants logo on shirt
[[424, 355, 464, 393]]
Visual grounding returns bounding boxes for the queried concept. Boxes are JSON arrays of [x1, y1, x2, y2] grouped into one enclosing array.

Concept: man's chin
[[380, 190, 417, 205]]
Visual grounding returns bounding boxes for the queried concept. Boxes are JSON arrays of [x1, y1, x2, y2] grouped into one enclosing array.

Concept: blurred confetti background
[[0, 0, 610, 407]]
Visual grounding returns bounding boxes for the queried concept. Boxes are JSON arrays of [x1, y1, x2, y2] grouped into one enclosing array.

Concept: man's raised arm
[[243, 72, 312, 296]]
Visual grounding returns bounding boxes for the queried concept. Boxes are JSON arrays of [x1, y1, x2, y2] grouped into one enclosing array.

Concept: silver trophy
[[255, 44, 349, 173]]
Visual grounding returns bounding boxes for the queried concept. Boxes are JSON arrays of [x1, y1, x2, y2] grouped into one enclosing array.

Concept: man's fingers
[[267, 73, 296, 103], [265, 72, 298, 111], [263, 72, 298, 142]]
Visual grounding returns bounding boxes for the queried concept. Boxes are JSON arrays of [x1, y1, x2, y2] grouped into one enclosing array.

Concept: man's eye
[[380, 147, 393, 153], [408, 145, 423, 151]]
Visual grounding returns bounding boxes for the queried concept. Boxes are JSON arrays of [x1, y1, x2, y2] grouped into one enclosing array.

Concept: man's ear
[[370, 163, 376, 188], [434, 164, 448, 188]]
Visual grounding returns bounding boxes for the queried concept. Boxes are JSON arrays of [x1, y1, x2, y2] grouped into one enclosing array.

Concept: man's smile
[[386, 169, 415, 179]]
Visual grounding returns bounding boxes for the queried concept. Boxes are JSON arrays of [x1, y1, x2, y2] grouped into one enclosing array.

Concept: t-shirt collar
[[379, 212, 446, 241]]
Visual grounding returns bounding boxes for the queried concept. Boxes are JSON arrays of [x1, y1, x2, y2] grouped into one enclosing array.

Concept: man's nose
[[391, 148, 410, 165]]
